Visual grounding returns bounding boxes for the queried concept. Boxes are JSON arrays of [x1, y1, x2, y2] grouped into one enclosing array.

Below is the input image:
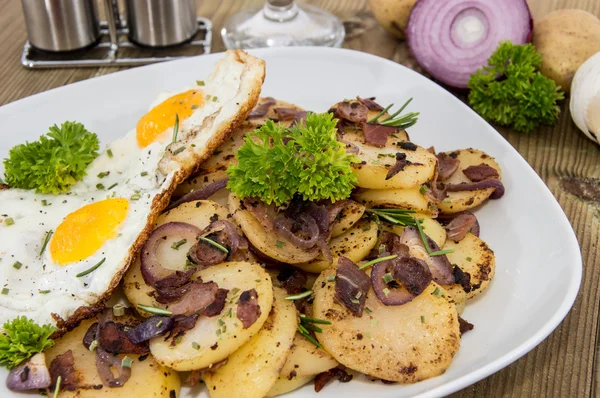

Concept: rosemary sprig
[[367, 98, 419, 129], [297, 314, 332, 348], [199, 236, 229, 254]]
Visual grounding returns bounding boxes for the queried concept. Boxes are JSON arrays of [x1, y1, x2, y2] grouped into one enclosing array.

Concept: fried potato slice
[[123, 200, 231, 311], [149, 261, 273, 371], [444, 232, 495, 300], [45, 317, 180, 397], [331, 200, 366, 238], [229, 192, 319, 264], [353, 187, 438, 216], [295, 218, 378, 273], [266, 375, 313, 397], [313, 268, 460, 383], [438, 148, 501, 214], [203, 287, 297, 398]]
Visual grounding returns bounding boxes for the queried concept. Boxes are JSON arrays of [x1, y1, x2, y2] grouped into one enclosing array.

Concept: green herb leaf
[[3, 121, 100, 194], [227, 113, 358, 206], [0, 316, 56, 369], [468, 41, 564, 133], [285, 290, 313, 300], [76, 258, 106, 277]]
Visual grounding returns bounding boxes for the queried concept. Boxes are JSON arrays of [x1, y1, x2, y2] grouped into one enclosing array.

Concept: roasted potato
[[438, 149, 501, 214], [296, 218, 378, 273], [229, 192, 319, 264], [331, 200, 366, 238], [150, 261, 274, 371], [354, 187, 438, 216], [123, 200, 231, 310], [278, 333, 339, 381], [45, 317, 180, 397], [267, 375, 313, 397], [203, 287, 297, 398], [313, 269, 460, 383], [444, 232, 495, 300], [441, 284, 468, 315]]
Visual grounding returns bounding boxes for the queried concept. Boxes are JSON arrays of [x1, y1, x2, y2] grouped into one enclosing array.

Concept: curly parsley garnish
[[0, 316, 56, 369], [468, 41, 564, 133], [3, 121, 100, 194], [227, 112, 358, 206]]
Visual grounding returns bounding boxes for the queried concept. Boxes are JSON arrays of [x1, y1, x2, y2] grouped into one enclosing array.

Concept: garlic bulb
[[570, 51, 600, 144]]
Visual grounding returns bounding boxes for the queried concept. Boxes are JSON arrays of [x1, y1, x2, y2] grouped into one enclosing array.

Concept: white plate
[[0, 48, 581, 398]]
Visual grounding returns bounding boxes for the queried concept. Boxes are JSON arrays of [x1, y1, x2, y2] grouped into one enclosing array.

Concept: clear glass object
[[221, 0, 345, 49]]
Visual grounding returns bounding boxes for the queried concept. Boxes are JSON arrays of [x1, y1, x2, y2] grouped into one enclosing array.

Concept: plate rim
[[0, 46, 583, 398]]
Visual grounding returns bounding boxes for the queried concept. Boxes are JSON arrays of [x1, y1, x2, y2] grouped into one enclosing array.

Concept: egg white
[[0, 50, 265, 328]]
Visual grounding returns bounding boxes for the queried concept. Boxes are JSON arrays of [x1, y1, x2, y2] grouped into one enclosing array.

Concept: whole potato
[[368, 0, 417, 40], [533, 9, 600, 93]]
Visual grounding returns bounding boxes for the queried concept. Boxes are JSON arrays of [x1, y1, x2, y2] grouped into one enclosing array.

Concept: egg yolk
[[136, 90, 204, 147], [50, 198, 129, 265]]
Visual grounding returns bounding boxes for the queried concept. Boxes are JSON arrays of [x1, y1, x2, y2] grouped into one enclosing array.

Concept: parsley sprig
[[468, 41, 564, 133], [227, 113, 358, 206], [3, 121, 100, 194], [0, 316, 56, 369]]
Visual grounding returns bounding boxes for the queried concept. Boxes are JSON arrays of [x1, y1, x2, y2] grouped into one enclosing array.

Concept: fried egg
[[0, 50, 265, 330]]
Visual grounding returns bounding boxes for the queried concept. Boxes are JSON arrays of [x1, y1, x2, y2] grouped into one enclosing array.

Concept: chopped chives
[[199, 236, 229, 254], [89, 340, 98, 351], [218, 319, 225, 326], [302, 323, 323, 333], [192, 342, 201, 350], [173, 147, 186, 155], [53, 375, 61, 398], [431, 287, 442, 297], [39, 290, 51, 294], [429, 249, 454, 257], [359, 255, 398, 270], [140, 171, 148, 177], [196, 80, 205, 86], [121, 356, 134, 368], [365, 307, 373, 314], [171, 239, 187, 250], [131, 191, 141, 201], [113, 304, 125, 317], [4, 218, 14, 226], [175, 336, 182, 345], [172, 114, 180, 143], [212, 96, 218, 102], [285, 290, 313, 300], [326, 276, 336, 282], [382, 273, 394, 284], [137, 304, 172, 316], [275, 240, 285, 248], [370, 319, 378, 328], [383, 288, 390, 297], [76, 258, 106, 277], [97, 171, 109, 178], [156, 320, 163, 327], [107, 183, 118, 190], [12, 261, 22, 270], [299, 315, 332, 325], [421, 315, 425, 323], [96, 183, 105, 190], [106, 149, 113, 158], [1, 288, 8, 295], [39, 230, 53, 256], [41, 199, 48, 206], [466, 256, 472, 262]]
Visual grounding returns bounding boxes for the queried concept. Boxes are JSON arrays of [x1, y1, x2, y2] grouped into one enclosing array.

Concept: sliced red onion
[[128, 316, 174, 344], [377, 232, 410, 258], [400, 226, 455, 285], [141, 222, 201, 286], [95, 348, 131, 388], [166, 178, 229, 211], [273, 213, 320, 249], [334, 257, 371, 316], [336, 101, 368, 124], [6, 353, 51, 391], [444, 212, 480, 241], [445, 178, 505, 199], [371, 256, 432, 306], [317, 238, 333, 265], [463, 163, 499, 182], [406, 0, 533, 88], [243, 198, 277, 232], [437, 153, 460, 181], [248, 97, 276, 118], [357, 96, 384, 111]]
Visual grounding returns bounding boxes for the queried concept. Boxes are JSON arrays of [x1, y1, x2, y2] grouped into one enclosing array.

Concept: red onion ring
[[128, 316, 174, 344], [95, 348, 131, 388], [400, 226, 455, 285], [166, 178, 229, 211], [371, 256, 432, 306], [201, 220, 241, 258], [438, 211, 480, 239], [273, 213, 320, 249], [445, 178, 505, 199], [406, 0, 533, 88], [140, 222, 202, 286], [6, 354, 51, 391]]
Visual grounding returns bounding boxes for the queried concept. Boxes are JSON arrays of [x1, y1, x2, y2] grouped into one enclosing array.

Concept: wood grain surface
[[0, 0, 598, 397]]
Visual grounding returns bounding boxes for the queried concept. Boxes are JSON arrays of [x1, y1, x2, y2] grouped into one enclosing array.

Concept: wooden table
[[0, 0, 598, 396]]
